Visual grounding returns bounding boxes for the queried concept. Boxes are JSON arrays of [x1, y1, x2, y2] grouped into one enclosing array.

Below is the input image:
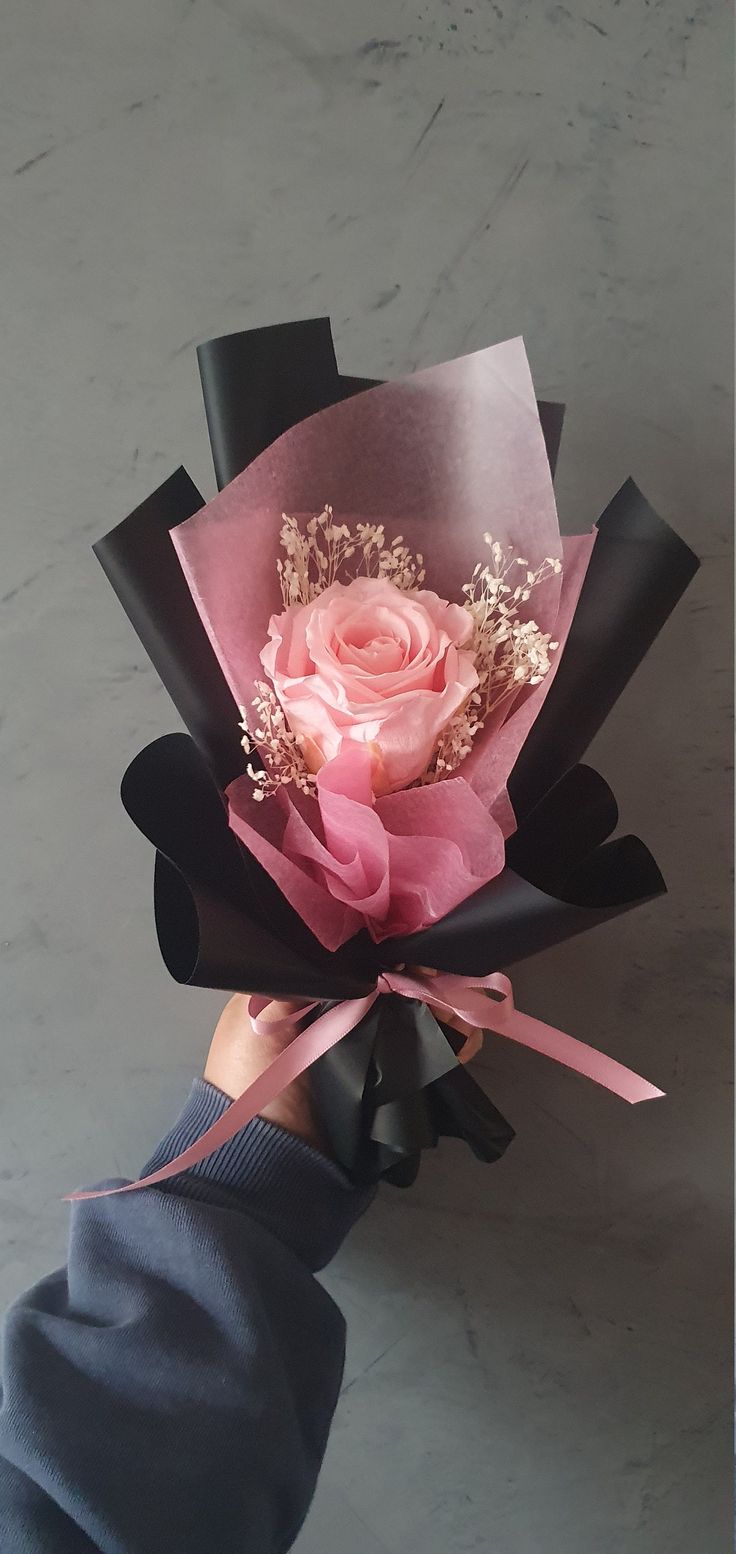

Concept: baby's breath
[[239, 685, 316, 800], [422, 537, 561, 783], [278, 505, 426, 605]]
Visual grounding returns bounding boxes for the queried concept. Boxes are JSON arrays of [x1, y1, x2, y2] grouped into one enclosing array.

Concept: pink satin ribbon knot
[[67, 969, 663, 1201]]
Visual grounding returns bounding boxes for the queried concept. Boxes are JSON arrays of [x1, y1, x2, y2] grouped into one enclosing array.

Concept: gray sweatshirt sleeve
[[0, 1080, 374, 1554]]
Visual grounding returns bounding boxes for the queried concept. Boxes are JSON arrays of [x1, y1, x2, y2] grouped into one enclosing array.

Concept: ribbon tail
[[496, 1008, 665, 1104], [66, 991, 379, 1201]]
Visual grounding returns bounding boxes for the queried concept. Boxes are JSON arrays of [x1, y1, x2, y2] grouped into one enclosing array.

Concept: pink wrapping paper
[[171, 337, 596, 946], [228, 745, 506, 948]]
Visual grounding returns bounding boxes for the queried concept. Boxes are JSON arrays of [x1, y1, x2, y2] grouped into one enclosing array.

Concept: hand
[[204, 994, 326, 1154], [204, 971, 483, 1159]]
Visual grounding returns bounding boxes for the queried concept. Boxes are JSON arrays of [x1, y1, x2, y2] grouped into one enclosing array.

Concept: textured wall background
[[1, 3, 732, 1550]]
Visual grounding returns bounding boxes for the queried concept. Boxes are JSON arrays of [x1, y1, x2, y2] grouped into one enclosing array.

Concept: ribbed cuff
[[142, 1079, 375, 1270]]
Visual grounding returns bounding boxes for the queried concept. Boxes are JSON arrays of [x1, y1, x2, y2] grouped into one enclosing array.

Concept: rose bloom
[[260, 576, 479, 795]]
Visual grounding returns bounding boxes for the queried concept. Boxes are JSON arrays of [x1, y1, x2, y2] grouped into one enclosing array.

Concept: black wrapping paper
[[94, 470, 243, 790], [509, 479, 700, 818], [198, 318, 566, 489], [198, 320, 343, 491], [95, 319, 698, 1185]]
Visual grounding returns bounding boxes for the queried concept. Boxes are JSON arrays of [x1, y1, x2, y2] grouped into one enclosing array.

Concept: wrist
[[203, 993, 327, 1154], [142, 1079, 374, 1269]]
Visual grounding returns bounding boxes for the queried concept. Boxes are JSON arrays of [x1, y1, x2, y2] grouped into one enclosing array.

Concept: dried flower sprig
[[240, 683, 317, 800], [422, 537, 561, 782], [277, 505, 426, 606]]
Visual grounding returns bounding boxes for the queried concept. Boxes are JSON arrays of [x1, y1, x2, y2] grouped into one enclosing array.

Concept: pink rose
[[260, 576, 478, 795]]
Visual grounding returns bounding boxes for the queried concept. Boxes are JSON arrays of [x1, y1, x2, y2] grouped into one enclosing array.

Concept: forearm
[[0, 1081, 372, 1554]]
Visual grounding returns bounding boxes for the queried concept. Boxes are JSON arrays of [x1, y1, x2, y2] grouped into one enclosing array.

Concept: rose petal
[[260, 576, 479, 792]]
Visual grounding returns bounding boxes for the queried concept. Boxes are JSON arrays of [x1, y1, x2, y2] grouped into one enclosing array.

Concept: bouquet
[[80, 321, 698, 1197]]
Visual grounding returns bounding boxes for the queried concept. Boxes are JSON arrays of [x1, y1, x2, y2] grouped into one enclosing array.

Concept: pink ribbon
[[67, 970, 663, 1202]]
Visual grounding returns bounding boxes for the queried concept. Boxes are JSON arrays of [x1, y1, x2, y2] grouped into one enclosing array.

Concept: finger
[[427, 1005, 484, 1064], [458, 1026, 484, 1064], [443, 1015, 484, 1063]]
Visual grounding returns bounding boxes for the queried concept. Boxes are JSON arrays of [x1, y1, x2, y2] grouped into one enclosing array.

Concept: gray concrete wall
[[1, 3, 732, 1550]]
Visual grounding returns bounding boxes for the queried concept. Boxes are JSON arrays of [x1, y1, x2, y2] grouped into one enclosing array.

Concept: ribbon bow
[[68, 969, 663, 1201]]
